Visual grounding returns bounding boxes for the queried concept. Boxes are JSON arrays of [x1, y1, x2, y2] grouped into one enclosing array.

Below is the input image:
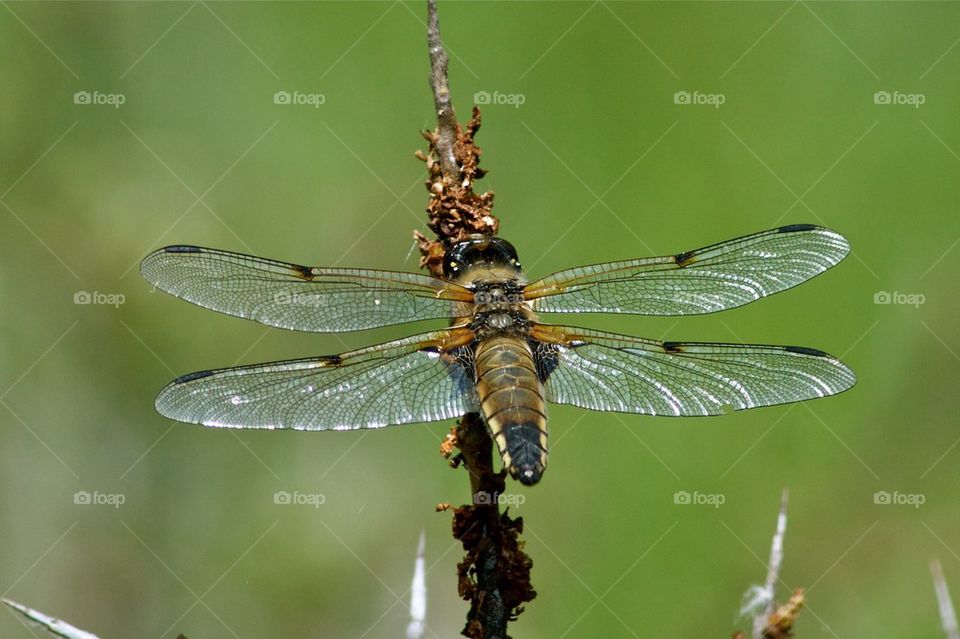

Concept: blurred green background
[[1, 1, 958, 637]]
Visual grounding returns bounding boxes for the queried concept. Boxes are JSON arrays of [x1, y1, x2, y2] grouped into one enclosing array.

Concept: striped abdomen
[[475, 336, 548, 485]]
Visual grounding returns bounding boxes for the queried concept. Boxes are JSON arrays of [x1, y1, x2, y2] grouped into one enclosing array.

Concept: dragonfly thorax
[[471, 280, 525, 306], [467, 278, 534, 339]]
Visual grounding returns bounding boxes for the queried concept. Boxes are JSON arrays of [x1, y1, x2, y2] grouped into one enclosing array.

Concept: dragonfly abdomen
[[475, 336, 548, 485]]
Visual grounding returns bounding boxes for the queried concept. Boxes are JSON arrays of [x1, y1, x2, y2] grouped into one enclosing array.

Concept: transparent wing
[[532, 326, 855, 416], [155, 329, 479, 430], [525, 225, 849, 316], [141, 246, 472, 332]]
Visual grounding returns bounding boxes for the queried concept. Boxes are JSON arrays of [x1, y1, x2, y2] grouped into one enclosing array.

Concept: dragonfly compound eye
[[443, 236, 522, 279]]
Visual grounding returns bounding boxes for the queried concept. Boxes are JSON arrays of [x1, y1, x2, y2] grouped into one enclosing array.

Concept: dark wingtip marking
[[674, 250, 695, 267], [292, 264, 315, 281], [662, 341, 685, 353], [785, 345, 829, 357], [777, 223, 818, 233], [320, 354, 343, 367], [172, 369, 217, 384], [163, 245, 202, 253]]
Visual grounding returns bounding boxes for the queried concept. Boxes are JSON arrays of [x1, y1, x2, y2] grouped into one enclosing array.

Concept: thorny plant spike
[[417, 2, 534, 638], [931, 559, 960, 639], [734, 490, 805, 639]]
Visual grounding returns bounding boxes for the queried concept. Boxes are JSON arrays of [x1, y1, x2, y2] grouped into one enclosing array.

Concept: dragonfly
[[141, 224, 855, 486]]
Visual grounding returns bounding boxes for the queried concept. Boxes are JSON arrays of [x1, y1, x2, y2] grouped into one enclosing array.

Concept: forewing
[[532, 326, 855, 416], [155, 330, 478, 430], [525, 225, 849, 316], [141, 246, 471, 332]]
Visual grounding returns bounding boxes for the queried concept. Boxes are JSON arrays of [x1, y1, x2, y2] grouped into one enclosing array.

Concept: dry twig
[[417, 2, 533, 637]]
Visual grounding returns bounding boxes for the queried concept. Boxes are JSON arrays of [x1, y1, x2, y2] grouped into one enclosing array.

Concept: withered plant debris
[[415, 107, 497, 278], [733, 588, 806, 639], [440, 426, 459, 459], [454, 504, 536, 639], [763, 588, 805, 639]]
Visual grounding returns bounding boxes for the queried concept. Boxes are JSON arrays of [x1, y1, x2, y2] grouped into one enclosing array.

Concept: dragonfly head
[[443, 235, 521, 280]]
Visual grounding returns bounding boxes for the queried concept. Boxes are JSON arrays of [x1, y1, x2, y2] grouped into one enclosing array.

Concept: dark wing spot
[[164, 245, 202, 253], [292, 264, 315, 281], [662, 341, 684, 353], [777, 223, 818, 233], [784, 345, 829, 357], [443, 345, 478, 388], [530, 340, 561, 383], [173, 369, 216, 384], [319, 354, 343, 367], [674, 250, 696, 267]]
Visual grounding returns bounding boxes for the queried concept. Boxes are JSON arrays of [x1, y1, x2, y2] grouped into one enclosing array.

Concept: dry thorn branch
[[931, 559, 960, 639], [406, 531, 428, 639], [757, 488, 790, 638], [735, 489, 804, 639], [2, 597, 103, 639]]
